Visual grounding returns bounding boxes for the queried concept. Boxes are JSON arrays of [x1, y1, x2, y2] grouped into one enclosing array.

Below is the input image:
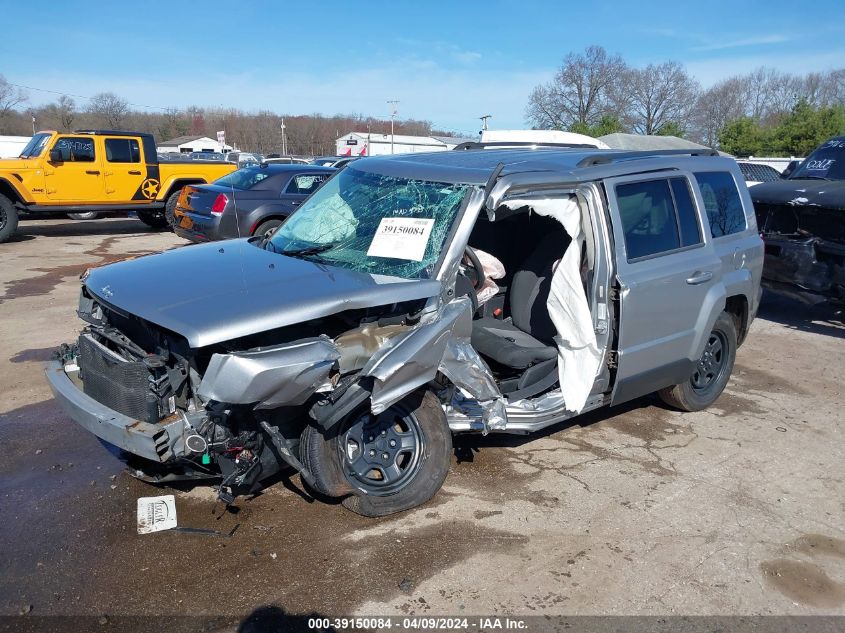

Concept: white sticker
[[137, 495, 177, 534], [367, 217, 435, 262]]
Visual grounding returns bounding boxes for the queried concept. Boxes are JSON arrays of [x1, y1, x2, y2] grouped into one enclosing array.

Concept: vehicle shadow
[[757, 290, 845, 339], [15, 217, 165, 239], [239, 605, 336, 633], [453, 393, 669, 461]]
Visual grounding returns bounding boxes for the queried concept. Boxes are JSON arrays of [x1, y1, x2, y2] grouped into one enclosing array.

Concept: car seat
[[471, 233, 569, 370]]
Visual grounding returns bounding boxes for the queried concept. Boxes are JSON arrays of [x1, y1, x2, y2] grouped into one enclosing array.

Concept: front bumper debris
[[45, 360, 192, 463]]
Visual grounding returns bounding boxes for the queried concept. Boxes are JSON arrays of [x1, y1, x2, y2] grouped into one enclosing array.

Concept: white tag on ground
[[367, 217, 434, 261], [137, 495, 177, 534]]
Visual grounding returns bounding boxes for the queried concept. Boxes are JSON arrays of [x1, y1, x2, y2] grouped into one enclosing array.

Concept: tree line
[[526, 46, 845, 156], [0, 76, 445, 156]]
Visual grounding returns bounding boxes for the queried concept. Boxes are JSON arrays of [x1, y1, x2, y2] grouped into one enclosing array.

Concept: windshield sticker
[[805, 158, 835, 175], [367, 217, 435, 261]]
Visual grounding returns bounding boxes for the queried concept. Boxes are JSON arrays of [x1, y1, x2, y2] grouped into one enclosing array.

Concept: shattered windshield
[[791, 139, 845, 180], [266, 166, 470, 279]]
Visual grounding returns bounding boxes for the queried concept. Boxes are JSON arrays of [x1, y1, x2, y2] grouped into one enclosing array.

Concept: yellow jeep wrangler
[[0, 130, 237, 243]]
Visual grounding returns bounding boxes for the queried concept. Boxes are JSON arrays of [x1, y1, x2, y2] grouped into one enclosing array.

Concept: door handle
[[686, 271, 713, 285], [291, 201, 301, 206], [85, 170, 101, 175], [128, 170, 142, 175]]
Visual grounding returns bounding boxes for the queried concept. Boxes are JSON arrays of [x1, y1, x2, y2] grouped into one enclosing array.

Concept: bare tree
[[526, 45, 626, 129], [618, 62, 700, 135], [87, 92, 129, 129], [0, 75, 28, 133], [56, 95, 75, 131], [691, 76, 749, 146]]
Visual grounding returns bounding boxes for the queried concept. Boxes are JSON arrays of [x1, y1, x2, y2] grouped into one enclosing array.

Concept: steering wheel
[[463, 246, 486, 292]]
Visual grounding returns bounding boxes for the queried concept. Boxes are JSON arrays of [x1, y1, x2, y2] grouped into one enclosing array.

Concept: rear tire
[[300, 390, 452, 517], [0, 195, 19, 244], [137, 209, 169, 230], [67, 211, 99, 220], [658, 312, 737, 412], [253, 218, 282, 239], [164, 191, 181, 230]]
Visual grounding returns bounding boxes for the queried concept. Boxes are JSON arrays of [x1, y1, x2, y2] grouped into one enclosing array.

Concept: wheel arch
[[724, 294, 750, 345], [160, 178, 206, 201], [0, 177, 27, 206]]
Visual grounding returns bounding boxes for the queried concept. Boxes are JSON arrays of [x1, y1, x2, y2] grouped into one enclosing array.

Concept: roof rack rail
[[72, 129, 153, 137], [576, 148, 719, 168], [453, 141, 600, 151]]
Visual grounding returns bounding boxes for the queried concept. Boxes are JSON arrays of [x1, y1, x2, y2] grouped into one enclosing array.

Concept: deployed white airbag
[[501, 197, 601, 412]]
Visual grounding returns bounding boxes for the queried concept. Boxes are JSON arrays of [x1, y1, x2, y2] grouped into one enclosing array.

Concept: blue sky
[[3, 0, 845, 133]]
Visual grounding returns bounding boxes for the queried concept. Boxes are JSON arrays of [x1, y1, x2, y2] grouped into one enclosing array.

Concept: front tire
[[300, 390, 452, 517], [0, 195, 19, 244], [253, 218, 282, 239], [658, 312, 737, 411], [137, 209, 169, 230]]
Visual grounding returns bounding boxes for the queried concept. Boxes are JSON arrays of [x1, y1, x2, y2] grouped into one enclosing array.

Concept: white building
[[0, 135, 32, 158], [336, 132, 476, 157], [158, 135, 233, 154]]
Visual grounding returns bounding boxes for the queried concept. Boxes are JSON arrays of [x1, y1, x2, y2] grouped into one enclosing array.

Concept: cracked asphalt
[[1, 217, 844, 623]]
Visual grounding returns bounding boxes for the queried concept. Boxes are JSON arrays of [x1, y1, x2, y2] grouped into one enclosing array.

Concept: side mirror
[[49, 148, 63, 163], [781, 160, 799, 179]]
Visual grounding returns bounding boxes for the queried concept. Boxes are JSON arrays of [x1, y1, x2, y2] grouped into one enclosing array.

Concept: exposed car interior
[[458, 203, 592, 400]]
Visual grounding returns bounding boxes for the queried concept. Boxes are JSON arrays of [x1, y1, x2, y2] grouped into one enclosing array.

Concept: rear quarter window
[[694, 171, 746, 237]]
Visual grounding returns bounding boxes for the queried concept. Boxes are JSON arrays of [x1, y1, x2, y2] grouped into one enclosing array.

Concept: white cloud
[[690, 34, 792, 52], [684, 48, 845, 86]]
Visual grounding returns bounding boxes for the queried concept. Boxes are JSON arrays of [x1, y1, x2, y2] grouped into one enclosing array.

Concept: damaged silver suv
[[47, 146, 763, 516]]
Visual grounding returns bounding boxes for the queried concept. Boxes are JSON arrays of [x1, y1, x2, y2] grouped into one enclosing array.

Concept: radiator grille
[[79, 334, 159, 423]]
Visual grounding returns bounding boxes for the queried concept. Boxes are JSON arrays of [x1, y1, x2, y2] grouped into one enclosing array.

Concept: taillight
[[211, 193, 229, 215]]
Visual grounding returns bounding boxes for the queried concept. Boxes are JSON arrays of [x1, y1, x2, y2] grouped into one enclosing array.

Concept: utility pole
[[280, 118, 287, 155], [387, 100, 399, 154], [31, 113, 36, 135]]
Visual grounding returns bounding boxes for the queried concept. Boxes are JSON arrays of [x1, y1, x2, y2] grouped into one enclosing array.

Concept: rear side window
[[286, 173, 329, 195], [615, 179, 679, 260], [53, 137, 95, 162], [105, 138, 141, 163], [694, 171, 746, 237]]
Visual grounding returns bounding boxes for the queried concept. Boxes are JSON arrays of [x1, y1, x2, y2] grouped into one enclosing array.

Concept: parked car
[[172, 164, 334, 241], [225, 151, 264, 167], [262, 156, 311, 165], [751, 136, 845, 304], [189, 151, 226, 162], [0, 130, 237, 242], [311, 156, 344, 166], [331, 156, 360, 170], [47, 147, 762, 517], [736, 161, 782, 187]]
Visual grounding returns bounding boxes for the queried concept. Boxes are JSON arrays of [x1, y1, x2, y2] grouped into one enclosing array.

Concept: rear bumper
[[173, 208, 225, 242], [45, 360, 192, 463]]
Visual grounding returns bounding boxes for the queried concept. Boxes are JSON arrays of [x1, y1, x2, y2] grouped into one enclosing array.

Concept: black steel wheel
[[0, 194, 19, 244], [300, 390, 452, 517], [339, 405, 425, 496], [690, 330, 728, 392], [658, 311, 737, 412]]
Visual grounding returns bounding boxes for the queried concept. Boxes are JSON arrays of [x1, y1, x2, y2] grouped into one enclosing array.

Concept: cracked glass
[[267, 166, 470, 279]]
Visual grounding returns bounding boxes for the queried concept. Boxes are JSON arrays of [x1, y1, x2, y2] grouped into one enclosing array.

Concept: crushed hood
[[84, 239, 441, 347], [751, 179, 845, 211]]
